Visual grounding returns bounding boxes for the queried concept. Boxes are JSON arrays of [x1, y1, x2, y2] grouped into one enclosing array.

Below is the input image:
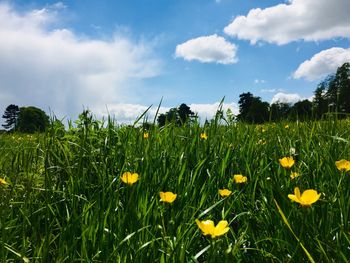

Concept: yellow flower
[[335, 159, 350, 172], [200, 133, 208, 140], [0, 178, 8, 186], [288, 187, 321, 207], [120, 172, 139, 185], [143, 132, 149, 139], [233, 174, 247, 184], [195, 219, 230, 238], [290, 172, 300, 179], [159, 191, 177, 203], [219, 189, 232, 197], [284, 124, 289, 129], [279, 156, 295, 169]]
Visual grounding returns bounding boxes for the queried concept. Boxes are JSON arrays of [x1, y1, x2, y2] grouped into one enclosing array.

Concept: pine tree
[[2, 104, 20, 131]]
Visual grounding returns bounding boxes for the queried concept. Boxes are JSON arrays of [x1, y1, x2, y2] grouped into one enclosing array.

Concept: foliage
[[16, 106, 49, 133], [237, 92, 269, 123], [2, 104, 20, 131], [1, 116, 350, 262], [157, 103, 195, 126]]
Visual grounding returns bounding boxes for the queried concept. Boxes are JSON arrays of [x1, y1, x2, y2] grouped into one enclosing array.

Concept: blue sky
[[1, 0, 350, 123]]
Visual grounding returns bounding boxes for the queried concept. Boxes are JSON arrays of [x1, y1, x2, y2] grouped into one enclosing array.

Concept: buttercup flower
[[159, 191, 177, 203], [279, 157, 295, 169], [0, 178, 8, 186], [285, 124, 289, 129], [335, 159, 350, 172], [233, 174, 247, 184], [195, 219, 230, 238], [290, 172, 300, 179], [219, 189, 232, 197], [143, 132, 149, 139], [288, 187, 320, 206], [120, 172, 139, 185], [200, 133, 208, 140]]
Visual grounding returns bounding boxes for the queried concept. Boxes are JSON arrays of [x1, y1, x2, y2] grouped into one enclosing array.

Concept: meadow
[[0, 115, 350, 262]]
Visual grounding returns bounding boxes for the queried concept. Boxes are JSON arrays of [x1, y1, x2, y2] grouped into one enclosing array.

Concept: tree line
[[2, 62, 349, 132], [156, 62, 350, 126], [2, 105, 49, 133], [236, 62, 350, 123]]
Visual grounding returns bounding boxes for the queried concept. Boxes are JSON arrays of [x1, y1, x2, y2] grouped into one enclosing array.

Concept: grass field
[[0, 116, 350, 262]]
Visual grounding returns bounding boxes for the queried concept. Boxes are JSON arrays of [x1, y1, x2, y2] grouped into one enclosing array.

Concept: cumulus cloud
[[224, 0, 350, 45], [91, 102, 238, 124], [175, 34, 238, 64], [293, 47, 350, 81], [271, 92, 305, 104], [190, 102, 238, 121], [0, 3, 161, 120]]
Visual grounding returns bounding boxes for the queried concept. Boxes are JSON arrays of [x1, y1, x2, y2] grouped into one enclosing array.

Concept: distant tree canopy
[[237, 92, 269, 123], [2, 104, 20, 131], [157, 103, 196, 126], [237, 62, 350, 123], [17, 106, 50, 133]]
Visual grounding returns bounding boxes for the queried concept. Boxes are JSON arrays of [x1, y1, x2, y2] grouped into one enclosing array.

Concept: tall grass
[[0, 117, 350, 262]]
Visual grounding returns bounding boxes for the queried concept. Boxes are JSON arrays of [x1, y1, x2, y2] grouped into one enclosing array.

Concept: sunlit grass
[[0, 117, 350, 262]]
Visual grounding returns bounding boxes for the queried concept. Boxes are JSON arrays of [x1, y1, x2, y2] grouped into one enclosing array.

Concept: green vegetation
[[1, 114, 350, 262], [2, 105, 49, 133]]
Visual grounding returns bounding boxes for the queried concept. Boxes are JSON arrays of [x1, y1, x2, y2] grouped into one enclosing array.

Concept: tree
[[17, 106, 49, 133], [270, 102, 291, 122], [313, 83, 328, 118], [2, 104, 20, 131], [157, 113, 166, 127], [334, 62, 350, 114], [178, 103, 195, 124], [237, 92, 269, 123], [237, 92, 254, 121], [291, 100, 312, 120], [157, 103, 195, 126]]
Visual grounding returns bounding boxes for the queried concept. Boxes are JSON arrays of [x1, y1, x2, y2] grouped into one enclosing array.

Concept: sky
[[1, 0, 350, 124]]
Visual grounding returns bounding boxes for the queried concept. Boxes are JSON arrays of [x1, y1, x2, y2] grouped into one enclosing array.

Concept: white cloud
[[224, 0, 350, 45], [293, 47, 350, 81], [254, 79, 266, 84], [271, 92, 305, 104], [0, 3, 161, 120], [175, 34, 238, 64], [91, 102, 238, 124], [189, 102, 238, 121]]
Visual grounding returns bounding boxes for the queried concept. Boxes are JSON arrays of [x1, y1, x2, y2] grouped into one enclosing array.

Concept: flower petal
[[294, 187, 301, 199], [288, 194, 300, 203], [300, 190, 321, 205]]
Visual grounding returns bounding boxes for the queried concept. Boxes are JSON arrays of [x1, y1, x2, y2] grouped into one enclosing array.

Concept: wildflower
[[290, 172, 300, 179], [159, 191, 177, 203], [219, 189, 232, 197], [335, 159, 350, 172], [289, 147, 296, 155], [195, 219, 230, 238], [200, 133, 208, 140], [279, 157, 295, 169], [0, 178, 8, 186], [120, 172, 139, 185], [143, 132, 149, 139], [285, 124, 289, 129], [288, 187, 320, 207], [233, 174, 247, 184], [257, 139, 266, 145]]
